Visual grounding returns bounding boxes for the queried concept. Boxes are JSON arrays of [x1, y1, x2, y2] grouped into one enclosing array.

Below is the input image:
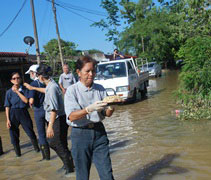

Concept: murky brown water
[[1, 70, 211, 180]]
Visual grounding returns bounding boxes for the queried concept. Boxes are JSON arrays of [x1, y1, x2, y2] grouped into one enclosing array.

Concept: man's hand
[[29, 98, 34, 109], [29, 102, 33, 109], [6, 120, 11, 129], [46, 124, 54, 138], [107, 106, 114, 111], [86, 101, 108, 113], [12, 85, 18, 93], [62, 88, 66, 94], [23, 83, 34, 90]]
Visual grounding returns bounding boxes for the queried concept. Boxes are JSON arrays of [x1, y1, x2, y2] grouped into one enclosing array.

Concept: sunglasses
[[11, 77, 20, 80]]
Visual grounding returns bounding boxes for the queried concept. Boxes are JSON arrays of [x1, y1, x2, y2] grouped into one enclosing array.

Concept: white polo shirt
[[59, 72, 76, 89]]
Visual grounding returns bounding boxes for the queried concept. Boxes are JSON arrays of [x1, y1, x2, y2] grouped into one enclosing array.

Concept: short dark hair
[[76, 56, 97, 71], [37, 64, 52, 79], [114, 49, 118, 52], [11, 72, 21, 79], [63, 63, 69, 67]]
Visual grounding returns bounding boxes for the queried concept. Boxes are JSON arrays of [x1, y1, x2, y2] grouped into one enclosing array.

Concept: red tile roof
[[0, 52, 27, 57]]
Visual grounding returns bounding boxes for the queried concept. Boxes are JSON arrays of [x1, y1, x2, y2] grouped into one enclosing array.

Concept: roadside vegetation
[[176, 36, 211, 120]]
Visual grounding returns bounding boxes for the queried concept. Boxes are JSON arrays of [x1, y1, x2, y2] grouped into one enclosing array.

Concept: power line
[[45, 0, 106, 18], [59, 4, 97, 23], [0, 0, 28, 37], [56, 0, 107, 17], [45, 0, 97, 23]]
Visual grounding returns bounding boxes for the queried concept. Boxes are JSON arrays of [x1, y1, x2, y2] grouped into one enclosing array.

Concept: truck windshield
[[96, 62, 127, 79], [143, 63, 155, 68]]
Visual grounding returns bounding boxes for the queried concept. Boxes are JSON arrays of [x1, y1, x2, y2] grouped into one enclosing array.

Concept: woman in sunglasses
[[4, 72, 39, 157]]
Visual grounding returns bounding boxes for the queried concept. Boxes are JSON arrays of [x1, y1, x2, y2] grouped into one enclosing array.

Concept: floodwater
[[1, 70, 211, 180]]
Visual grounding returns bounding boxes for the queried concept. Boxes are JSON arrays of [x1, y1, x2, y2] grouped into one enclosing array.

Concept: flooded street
[[1, 70, 211, 180]]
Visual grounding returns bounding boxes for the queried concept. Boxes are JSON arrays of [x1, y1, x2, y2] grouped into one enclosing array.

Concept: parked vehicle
[[176, 59, 184, 69], [94, 58, 149, 101], [140, 62, 162, 77]]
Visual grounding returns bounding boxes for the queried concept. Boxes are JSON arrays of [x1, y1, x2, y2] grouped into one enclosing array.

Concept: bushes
[[176, 36, 211, 120], [177, 93, 211, 120]]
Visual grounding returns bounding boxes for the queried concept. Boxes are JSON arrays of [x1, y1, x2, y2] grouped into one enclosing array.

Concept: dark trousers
[[48, 115, 69, 160], [9, 108, 37, 145], [71, 122, 114, 180], [34, 107, 48, 145]]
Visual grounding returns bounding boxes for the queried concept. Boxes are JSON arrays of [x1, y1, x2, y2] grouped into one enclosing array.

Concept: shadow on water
[[106, 130, 116, 135], [109, 139, 130, 154], [147, 88, 166, 98], [127, 153, 188, 180], [1, 140, 58, 160]]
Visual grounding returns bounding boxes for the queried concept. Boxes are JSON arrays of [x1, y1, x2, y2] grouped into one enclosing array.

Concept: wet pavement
[[1, 70, 211, 180]]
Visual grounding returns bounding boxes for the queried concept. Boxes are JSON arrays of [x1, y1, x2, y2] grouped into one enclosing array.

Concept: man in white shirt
[[59, 64, 76, 94]]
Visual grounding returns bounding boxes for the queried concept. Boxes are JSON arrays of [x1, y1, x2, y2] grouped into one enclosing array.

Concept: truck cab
[[94, 58, 149, 101]]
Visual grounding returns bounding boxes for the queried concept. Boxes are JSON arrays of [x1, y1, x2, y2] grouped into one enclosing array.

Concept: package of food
[[103, 95, 124, 104]]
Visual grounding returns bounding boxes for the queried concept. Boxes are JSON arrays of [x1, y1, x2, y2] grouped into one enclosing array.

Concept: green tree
[[42, 39, 78, 75], [91, 0, 120, 45], [117, 1, 180, 67], [43, 39, 78, 58], [95, 0, 210, 68]]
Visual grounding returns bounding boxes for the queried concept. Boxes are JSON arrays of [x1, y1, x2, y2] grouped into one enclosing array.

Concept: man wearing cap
[[59, 64, 76, 94], [25, 64, 50, 160]]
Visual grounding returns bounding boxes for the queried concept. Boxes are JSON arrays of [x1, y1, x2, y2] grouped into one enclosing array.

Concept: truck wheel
[[141, 84, 147, 98], [132, 89, 137, 101], [159, 72, 162, 77]]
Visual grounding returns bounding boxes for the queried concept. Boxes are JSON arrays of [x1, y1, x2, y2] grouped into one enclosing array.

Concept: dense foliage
[[176, 36, 211, 120], [95, 0, 210, 67]]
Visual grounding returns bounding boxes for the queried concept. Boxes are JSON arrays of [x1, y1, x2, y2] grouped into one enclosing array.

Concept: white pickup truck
[[94, 58, 149, 101]]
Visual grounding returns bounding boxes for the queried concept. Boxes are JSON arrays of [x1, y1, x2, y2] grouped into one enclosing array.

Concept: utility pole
[[51, 0, 64, 67], [30, 0, 41, 64]]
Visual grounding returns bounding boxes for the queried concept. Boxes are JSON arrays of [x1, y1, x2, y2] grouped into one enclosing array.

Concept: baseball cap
[[25, 64, 39, 74]]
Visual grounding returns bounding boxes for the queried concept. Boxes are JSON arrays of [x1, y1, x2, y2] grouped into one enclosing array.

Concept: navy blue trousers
[[34, 107, 48, 145], [9, 108, 37, 145], [71, 122, 114, 180]]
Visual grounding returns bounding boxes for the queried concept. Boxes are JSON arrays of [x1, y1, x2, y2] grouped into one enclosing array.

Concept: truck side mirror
[[106, 88, 116, 96]]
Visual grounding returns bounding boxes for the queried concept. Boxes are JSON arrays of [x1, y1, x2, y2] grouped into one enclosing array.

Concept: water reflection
[[106, 108, 138, 154]]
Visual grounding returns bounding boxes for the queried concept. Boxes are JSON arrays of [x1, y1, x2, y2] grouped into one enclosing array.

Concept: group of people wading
[[4, 56, 115, 180]]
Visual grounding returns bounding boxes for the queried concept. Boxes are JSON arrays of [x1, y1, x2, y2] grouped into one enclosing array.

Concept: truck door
[[127, 61, 137, 92]]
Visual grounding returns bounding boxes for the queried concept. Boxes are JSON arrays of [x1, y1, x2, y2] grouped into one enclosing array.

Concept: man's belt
[[74, 122, 102, 129]]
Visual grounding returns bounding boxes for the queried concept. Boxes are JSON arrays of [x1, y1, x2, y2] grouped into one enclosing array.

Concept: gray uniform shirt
[[59, 72, 76, 89], [64, 81, 107, 127], [44, 79, 65, 122]]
